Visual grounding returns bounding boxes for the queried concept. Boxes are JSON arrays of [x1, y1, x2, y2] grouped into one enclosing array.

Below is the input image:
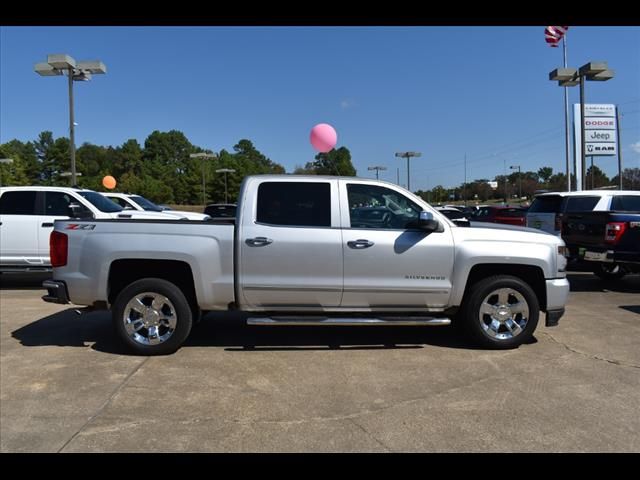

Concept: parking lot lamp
[[190, 153, 217, 205], [35, 54, 107, 187], [367, 166, 387, 180], [549, 61, 614, 191], [395, 151, 421, 191], [216, 168, 236, 204]]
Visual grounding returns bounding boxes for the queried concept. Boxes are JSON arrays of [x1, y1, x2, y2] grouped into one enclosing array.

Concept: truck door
[[339, 181, 454, 310], [238, 179, 343, 310]]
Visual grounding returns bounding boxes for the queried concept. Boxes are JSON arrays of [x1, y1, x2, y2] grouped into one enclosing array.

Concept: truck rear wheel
[[112, 278, 193, 355], [593, 263, 627, 281], [460, 275, 539, 349]]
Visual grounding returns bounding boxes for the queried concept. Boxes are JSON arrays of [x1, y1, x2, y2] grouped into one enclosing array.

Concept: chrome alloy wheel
[[123, 292, 178, 346], [478, 288, 529, 340]]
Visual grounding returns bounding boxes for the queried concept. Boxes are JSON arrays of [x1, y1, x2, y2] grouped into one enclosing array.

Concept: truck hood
[[453, 221, 564, 247], [108, 210, 186, 220], [162, 210, 210, 220]]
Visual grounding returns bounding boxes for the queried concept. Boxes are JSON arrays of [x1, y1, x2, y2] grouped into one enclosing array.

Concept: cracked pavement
[[1, 271, 639, 452]]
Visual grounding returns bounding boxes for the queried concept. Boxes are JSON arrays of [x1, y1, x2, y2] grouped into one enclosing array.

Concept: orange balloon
[[102, 175, 117, 189]]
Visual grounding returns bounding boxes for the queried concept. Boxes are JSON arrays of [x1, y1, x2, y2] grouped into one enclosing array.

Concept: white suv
[[0, 186, 184, 272], [103, 192, 210, 221], [526, 190, 640, 235]]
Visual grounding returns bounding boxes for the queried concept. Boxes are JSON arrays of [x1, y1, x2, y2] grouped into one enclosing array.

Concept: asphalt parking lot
[[1, 271, 639, 452]]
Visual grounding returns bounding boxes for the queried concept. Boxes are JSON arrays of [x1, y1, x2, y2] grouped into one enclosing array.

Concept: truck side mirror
[[68, 203, 94, 219], [409, 211, 441, 232]]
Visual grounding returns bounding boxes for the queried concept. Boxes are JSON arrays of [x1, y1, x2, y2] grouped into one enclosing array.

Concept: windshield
[[130, 195, 163, 212], [77, 191, 123, 213]]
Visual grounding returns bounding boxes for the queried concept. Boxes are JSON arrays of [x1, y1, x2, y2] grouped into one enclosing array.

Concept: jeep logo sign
[[586, 130, 614, 141]]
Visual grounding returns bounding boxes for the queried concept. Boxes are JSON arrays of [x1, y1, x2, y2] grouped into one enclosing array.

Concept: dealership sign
[[574, 103, 617, 157]]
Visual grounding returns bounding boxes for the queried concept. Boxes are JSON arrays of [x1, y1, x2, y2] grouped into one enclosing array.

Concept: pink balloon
[[310, 123, 337, 153]]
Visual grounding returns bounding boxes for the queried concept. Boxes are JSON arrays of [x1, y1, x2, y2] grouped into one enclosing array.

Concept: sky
[[1, 26, 639, 191]]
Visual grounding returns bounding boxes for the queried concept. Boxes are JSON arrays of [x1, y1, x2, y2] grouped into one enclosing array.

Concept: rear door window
[[563, 196, 600, 213], [0, 191, 38, 215], [44, 192, 74, 216], [610, 196, 640, 212], [256, 182, 331, 227]]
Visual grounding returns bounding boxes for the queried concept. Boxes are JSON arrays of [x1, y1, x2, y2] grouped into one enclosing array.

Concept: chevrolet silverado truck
[[42, 175, 570, 354], [562, 210, 640, 280]]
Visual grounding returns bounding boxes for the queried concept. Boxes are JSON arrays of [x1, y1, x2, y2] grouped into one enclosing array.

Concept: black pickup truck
[[562, 210, 640, 280]]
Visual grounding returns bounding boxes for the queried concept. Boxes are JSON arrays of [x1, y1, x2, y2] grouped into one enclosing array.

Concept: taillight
[[604, 222, 627, 245], [50, 231, 68, 267]]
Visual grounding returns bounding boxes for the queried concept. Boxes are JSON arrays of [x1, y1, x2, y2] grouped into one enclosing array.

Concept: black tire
[[112, 278, 193, 355], [592, 263, 627, 281], [459, 275, 540, 349]]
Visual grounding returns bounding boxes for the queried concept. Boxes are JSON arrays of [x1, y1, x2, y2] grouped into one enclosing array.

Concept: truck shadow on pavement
[[0, 272, 51, 290], [567, 273, 640, 294], [11, 309, 536, 354]]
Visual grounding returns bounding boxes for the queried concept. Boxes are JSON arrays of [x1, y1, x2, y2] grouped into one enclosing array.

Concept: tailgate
[[562, 212, 607, 248]]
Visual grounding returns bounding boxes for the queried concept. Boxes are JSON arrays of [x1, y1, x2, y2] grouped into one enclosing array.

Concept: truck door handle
[[246, 237, 273, 247], [42, 223, 54, 227], [347, 239, 375, 249]]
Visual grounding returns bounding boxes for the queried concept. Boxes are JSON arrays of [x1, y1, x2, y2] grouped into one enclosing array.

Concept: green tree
[[143, 130, 197, 204], [611, 168, 640, 190], [585, 165, 610, 189], [537, 167, 553, 187], [304, 147, 356, 176], [0, 143, 30, 186]]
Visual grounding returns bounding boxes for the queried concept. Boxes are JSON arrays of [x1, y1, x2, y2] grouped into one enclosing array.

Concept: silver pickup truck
[[43, 175, 570, 354]]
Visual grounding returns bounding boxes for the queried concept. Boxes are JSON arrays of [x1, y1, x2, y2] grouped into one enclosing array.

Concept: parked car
[[435, 206, 470, 227], [0, 186, 182, 272], [104, 193, 210, 221], [43, 175, 569, 355], [526, 190, 640, 236], [203, 203, 237, 221], [471, 206, 528, 227]]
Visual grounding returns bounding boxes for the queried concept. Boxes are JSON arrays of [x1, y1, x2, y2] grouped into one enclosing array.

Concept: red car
[[471, 206, 528, 227]]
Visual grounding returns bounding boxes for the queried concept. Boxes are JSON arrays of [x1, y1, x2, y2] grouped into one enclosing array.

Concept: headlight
[[557, 245, 568, 273]]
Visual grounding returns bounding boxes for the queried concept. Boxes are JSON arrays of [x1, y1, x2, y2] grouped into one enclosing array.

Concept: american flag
[[545, 26, 568, 47]]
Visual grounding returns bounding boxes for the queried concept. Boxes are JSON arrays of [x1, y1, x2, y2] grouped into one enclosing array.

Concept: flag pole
[[562, 35, 571, 192]]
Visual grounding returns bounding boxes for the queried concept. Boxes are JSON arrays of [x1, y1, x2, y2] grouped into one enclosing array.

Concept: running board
[[247, 316, 451, 327]]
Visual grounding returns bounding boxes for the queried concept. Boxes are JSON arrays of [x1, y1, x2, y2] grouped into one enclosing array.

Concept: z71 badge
[[65, 224, 96, 230]]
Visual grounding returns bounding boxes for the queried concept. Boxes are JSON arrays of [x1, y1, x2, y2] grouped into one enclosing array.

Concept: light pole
[[367, 165, 387, 180], [190, 152, 217, 205], [60, 171, 82, 185], [216, 168, 236, 204], [549, 62, 614, 191], [510, 165, 521, 202], [35, 54, 106, 187], [0, 158, 13, 188], [395, 151, 421, 192]]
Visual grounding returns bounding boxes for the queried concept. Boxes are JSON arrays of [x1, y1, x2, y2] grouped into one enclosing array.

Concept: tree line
[[1, 130, 637, 205]]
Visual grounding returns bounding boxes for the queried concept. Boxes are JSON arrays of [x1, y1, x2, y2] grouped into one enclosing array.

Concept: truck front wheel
[[112, 278, 193, 355], [460, 275, 539, 349]]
